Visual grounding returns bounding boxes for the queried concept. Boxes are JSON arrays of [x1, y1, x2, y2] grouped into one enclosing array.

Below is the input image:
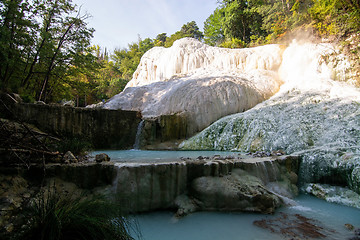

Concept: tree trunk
[[22, 10, 55, 87], [38, 21, 75, 101]]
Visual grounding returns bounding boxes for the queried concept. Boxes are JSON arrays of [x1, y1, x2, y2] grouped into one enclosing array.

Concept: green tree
[[219, 37, 247, 48], [139, 37, 155, 53], [310, 0, 360, 36], [204, 7, 225, 46], [221, 0, 265, 43], [155, 33, 167, 46], [65, 46, 101, 106], [0, 0, 35, 92], [0, 0, 94, 103], [165, 21, 204, 47], [180, 20, 204, 40], [111, 37, 154, 87], [33, 0, 94, 102], [204, 0, 266, 46]]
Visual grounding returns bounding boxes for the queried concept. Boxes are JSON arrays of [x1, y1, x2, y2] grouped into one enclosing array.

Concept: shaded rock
[[349, 228, 360, 240], [345, 223, 355, 231], [12, 103, 141, 149], [190, 169, 281, 214], [61, 100, 75, 107], [0, 175, 33, 239], [95, 153, 110, 163], [3, 155, 298, 217], [86, 101, 104, 108], [298, 147, 360, 195], [40, 162, 116, 189], [288, 171, 298, 185], [174, 195, 198, 218], [304, 183, 360, 208], [63, 151, 77, 164], [253, 212, 329, 239]]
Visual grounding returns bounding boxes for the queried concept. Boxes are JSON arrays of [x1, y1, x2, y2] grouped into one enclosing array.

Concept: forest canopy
[[204, 0, 360, 47], [0, 0, 359, 106]]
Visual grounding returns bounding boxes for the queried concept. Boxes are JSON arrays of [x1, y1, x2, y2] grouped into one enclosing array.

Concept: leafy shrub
[[219, 38, 247, 49], [21, 187, 138, 240]]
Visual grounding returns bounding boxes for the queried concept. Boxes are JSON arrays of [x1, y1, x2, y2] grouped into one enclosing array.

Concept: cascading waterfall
[[97, 150, 300, 214], [109, 160, 188, 212], [252, 161, 282, 183], [255, 162, 270, 183], [133, 119, 145, 149]]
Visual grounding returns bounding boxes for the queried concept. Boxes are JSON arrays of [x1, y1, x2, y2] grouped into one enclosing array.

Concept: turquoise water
[[132, 194, 360, 240], [91, 150, 360, 239], [91, 150, 241, 162]]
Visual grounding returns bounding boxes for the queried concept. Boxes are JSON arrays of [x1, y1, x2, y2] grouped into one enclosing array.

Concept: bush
[[21, 187, 138, 240], [219, 38, 247, 49]]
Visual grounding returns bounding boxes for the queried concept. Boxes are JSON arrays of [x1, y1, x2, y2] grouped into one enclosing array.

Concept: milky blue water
[[91, 150, 360, 239], [132, 194, 360, 240]]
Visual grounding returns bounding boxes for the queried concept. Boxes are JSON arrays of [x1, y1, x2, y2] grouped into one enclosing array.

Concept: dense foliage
[[81, 21, 203, 105], [204, 0, 360, 47], [1, 0, 359, 105], [0, 0, 204, 105], [0, 0, 95, 103]]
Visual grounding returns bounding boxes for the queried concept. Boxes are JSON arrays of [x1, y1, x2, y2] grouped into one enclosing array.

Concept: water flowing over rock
[[1, 154, 299, 230], [180, 41, 360, 196], [110, 155, 299, 214], [104, 38, 283, 135]]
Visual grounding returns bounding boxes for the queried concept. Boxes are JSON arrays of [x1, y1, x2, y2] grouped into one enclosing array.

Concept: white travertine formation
[[127, 38, 282, 88], [181, 40, 359, 152], [104, 38, 284, 133], [180, 40, 360, 198]]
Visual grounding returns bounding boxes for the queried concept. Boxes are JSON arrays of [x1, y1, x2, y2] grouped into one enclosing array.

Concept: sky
[[72, 0, 219, 51]]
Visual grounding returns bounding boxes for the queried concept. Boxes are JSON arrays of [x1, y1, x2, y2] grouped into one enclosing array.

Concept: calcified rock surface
[[181, 42, 360, 196], [104, 38, 283, 133], [304, 183, 360, 209]]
